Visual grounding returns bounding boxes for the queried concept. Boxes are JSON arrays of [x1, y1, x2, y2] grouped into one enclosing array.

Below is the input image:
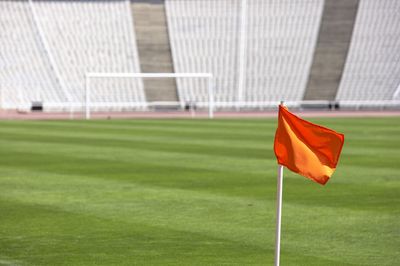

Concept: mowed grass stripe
[[2, 119, 277, 135], [0, 119, 277, 137], [0, 121, 276, 144], [0, 124, 274, 151], [0, 118, 399, 265]]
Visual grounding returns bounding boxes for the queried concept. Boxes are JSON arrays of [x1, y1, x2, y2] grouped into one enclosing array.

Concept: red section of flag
[[274, 105, 344, 185]]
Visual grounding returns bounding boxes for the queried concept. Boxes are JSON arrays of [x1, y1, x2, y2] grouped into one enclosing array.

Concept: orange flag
[[274, 105, 344, 185]]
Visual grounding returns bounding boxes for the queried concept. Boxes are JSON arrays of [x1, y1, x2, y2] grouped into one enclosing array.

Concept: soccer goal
[[84, 72, 214, 119]]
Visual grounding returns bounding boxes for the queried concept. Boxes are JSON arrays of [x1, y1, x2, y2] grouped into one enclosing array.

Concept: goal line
[[85, 72, 214, 119]]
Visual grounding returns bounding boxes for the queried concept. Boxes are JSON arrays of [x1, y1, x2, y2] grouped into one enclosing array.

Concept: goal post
[[84, 72, 214, 119]]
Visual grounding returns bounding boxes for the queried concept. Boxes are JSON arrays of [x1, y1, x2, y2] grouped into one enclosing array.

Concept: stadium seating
[[1, 0, 399, 111], [165, 0, 241, 105], [34, 0, 146, 110], [243, 0, 323, 103], [0, 0, 146, 111], [0, 1, 63, 109], [165, 0, 324, 106], [336, 0, 400, 101]]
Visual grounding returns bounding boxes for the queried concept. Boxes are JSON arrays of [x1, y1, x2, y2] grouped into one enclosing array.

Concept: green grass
[[0, 117, 399, 265]]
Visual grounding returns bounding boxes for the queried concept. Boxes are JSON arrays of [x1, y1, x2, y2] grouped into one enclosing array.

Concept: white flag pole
[[274, 164, 284, 266]]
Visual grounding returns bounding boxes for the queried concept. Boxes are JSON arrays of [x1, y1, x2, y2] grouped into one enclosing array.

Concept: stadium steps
[[303, 0, 360, 101], [131, 0, 178, 104]]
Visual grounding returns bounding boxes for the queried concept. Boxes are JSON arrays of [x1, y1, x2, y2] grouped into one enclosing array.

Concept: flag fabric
[[274, 105, 344, 185]]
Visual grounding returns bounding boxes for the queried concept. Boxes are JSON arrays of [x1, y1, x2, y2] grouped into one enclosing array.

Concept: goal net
[[85, 73, 214, 119]]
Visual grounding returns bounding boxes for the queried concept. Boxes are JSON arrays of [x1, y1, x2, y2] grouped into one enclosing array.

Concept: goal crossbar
[[85, 72, 214, 119]]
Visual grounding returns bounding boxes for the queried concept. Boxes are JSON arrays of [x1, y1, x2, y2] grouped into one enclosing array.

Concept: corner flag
[[272, 105, 344, 266], [274, 105, 344, 185]]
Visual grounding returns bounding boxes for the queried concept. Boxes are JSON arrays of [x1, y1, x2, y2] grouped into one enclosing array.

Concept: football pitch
[[0, 117, 398, 265]]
